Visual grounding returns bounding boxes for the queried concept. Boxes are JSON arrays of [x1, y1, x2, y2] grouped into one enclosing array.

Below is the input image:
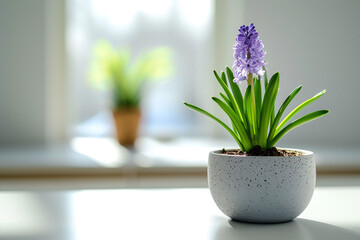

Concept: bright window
[[66, 0, 214, 139]]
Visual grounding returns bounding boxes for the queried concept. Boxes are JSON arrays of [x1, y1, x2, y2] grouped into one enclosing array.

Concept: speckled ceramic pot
[[208, 148, 315, 223]]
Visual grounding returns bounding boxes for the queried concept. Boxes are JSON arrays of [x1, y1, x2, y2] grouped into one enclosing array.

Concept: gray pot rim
[[210, 148, 313, 157]]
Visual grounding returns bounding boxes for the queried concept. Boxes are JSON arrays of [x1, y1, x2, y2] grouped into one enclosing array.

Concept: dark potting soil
[[222, 145, 301, 156]]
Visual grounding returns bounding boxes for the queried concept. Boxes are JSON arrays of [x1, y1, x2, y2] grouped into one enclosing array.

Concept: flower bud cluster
[[232, 23, 266, 84]]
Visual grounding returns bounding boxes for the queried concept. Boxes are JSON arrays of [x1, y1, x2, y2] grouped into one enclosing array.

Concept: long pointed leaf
[[270, 101, 275, 126], [219, 92, 232, 108], [254, 77, 262, 127], [220, 73, 239, 117], [226, 67, 246, 122], [244, 85, 255, 144], [184, 102, 245, 150], [213, 70, 243, 122], [218, 93, 242, 136], [268, 110, 329, 148], [267, 85, 302, 143], [221, 71, 227, 86], [264, 69, 274, 127], [264, 69, 269, 90], [276, 89, 327, 133], [219, 92, 238, 134], [258, 72, 280, 148], [225, 68, 252, 133], [212, 97, 252, 151]]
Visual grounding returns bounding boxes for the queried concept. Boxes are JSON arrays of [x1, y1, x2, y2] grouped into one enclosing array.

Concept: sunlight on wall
[[179, 0, 213, 30], [90, 0, 172, 31]]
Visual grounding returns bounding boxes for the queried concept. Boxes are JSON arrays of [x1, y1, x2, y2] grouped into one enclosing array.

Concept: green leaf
[[221, 71, 227, 86], [270, 101, 275, 126], [258, 72, 280, 148], [225, 67, 251, 134], [183, 102, 245, 151], [267, 85, 302, 145], [276, 89, 327, 134], [212, 97, 252, 151], [244, 85, 255, 143], [219, 92, 242, 134], [263, 70, 274, 127], [213, 70, 243, 122], [268, 110, 329, 148], [254, 77, 262, 127], [219, 92, 232, 108], [264, 69, 269, 90], [226, 67, 246, 121]]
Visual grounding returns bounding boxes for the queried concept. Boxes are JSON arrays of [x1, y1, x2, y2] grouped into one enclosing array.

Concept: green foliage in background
[[184, 67, 329, 151], [90, 41, 173, 109]]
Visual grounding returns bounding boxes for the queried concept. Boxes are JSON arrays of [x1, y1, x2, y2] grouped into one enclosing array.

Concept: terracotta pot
[[112, 108, 141, 146], [208, 148, 315, 223]]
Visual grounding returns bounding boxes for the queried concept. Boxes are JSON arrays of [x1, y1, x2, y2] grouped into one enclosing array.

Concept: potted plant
[[184, 23, 329, 223], [90, 41, 173, 146]]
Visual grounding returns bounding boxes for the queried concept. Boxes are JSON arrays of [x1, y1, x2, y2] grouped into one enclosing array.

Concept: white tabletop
[[0, 187, 359, 240]]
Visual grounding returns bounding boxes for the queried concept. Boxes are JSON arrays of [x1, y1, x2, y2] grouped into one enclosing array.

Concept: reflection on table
[[0, 187, 359, 240]]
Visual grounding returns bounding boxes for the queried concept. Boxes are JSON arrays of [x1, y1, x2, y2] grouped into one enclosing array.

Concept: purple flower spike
[[232, 23, 266, 84]]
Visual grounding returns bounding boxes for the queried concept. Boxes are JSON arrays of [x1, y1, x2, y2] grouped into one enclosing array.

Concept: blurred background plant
[[89, 41, 174, 145], [89, 41, 174, 109]]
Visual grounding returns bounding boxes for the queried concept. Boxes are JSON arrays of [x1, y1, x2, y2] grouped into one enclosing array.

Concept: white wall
[[0, 0, 47, 145], [214, 0, 360, 148], [0, 0, 65, 146]]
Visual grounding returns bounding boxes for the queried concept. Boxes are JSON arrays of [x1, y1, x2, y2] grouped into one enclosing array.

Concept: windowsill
[[0, 137, 359, 177]]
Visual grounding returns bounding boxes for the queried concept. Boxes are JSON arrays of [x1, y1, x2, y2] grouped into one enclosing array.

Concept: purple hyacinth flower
[[232, 23, 266, 84]]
